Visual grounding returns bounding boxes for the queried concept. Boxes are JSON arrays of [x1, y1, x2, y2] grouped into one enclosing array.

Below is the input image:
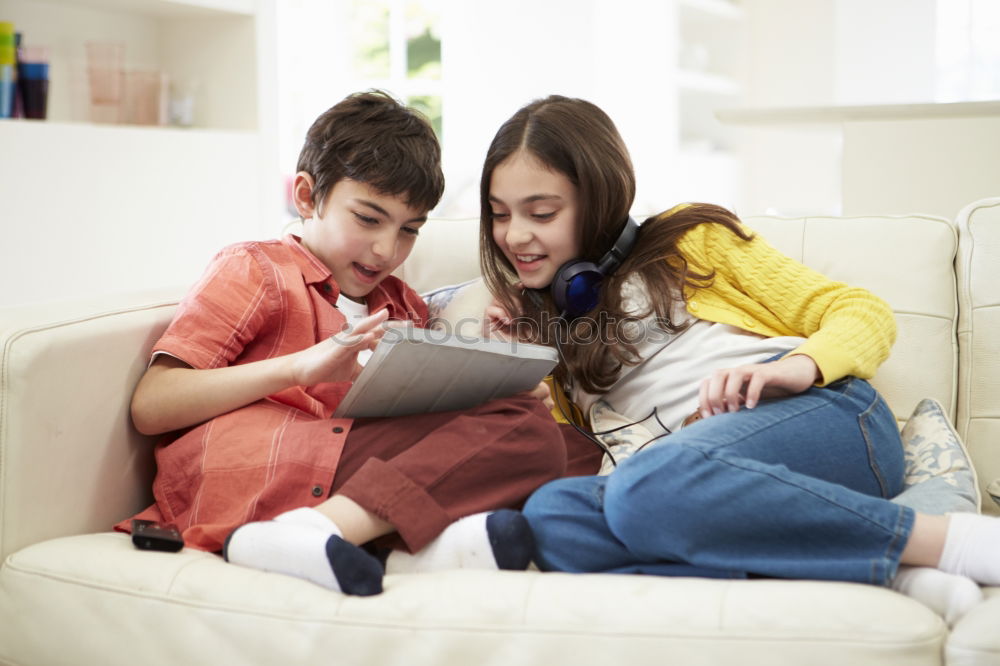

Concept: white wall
[[438, 0, 676, 219], [735, 0, 946, 217], [5, 0, 991, 308], [0, 121, 263, 304], [833, 0, 937, 105], [843, 114, 1000, 218]]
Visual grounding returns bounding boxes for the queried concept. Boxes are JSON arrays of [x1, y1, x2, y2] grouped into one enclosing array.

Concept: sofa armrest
[[0, 288, 183, 560]]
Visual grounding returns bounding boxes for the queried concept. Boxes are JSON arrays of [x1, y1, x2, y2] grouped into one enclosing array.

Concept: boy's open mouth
[[353, 262, 380, 281]]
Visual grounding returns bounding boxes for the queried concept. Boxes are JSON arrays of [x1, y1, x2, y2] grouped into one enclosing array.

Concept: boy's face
[[299, 178, 427, 301]]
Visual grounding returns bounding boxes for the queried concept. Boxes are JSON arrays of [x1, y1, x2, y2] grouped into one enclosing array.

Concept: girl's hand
[[698, 354, 821, 419], [289, 309, 390, 387], [523, 380, 555, 410], [484, 299, 517, 341]]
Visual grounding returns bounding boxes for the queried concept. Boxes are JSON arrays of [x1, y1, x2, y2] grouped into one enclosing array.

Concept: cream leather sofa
[[2, 199, 1000, 666]]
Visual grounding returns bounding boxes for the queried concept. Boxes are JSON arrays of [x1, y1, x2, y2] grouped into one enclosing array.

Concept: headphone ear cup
[[551, 260, 603, 318]]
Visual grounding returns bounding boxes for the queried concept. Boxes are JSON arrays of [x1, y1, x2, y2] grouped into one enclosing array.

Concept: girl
[[480, 94, 998, 621]]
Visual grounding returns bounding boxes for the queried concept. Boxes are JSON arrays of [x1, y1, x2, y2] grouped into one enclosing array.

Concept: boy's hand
[[290, 309, 390, 387], [698, 354, 821, 419]]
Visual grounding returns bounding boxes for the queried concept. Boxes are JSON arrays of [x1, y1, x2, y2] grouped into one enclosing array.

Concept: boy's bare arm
[[131, 309, 389, 436]]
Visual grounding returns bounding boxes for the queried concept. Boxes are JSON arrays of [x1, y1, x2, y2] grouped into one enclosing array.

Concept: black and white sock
[[223, 507, 383, 596], [385, 509, 535, 574]]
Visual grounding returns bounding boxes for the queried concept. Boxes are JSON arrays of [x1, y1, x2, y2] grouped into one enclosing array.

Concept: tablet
[[332, 326, 558, 418]]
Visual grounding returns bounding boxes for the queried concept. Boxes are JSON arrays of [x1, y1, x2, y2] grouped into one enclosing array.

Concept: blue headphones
[[549, 216, 640, 318]]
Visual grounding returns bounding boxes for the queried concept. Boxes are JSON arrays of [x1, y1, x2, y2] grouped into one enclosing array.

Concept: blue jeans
[[523, 376, 914, 586]]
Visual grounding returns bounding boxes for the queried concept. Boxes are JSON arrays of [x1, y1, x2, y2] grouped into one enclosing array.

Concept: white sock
[[937, 512, 1000, 586], [385, 509, 534, 575], [224, 508, 383, 595], [891, 566, 982, 626]]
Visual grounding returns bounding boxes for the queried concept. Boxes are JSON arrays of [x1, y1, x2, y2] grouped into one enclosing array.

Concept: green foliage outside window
[[351, 0, 442, 139]]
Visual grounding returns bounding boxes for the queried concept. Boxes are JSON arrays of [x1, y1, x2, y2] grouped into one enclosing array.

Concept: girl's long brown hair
[[479, 95, 751, 394]]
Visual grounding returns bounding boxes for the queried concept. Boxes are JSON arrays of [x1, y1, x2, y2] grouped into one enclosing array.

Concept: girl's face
[[298, 177, 426, 301], [488, 151, 581, 290]]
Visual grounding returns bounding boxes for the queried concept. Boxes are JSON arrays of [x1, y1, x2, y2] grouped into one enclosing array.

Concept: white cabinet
[[0, 0, 280, 308]]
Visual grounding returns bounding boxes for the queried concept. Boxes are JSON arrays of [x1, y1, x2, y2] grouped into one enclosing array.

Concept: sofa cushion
[[947, 591, 1000, 664], [0, 532, 946, 666], [987, 479, 1000, 510], [397, 219, 481, 294]]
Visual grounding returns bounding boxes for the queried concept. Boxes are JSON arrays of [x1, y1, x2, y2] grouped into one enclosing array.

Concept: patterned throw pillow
[[590, 400, 656, 476], [891, 398, 981, 515], [422, 278, 492, 339]]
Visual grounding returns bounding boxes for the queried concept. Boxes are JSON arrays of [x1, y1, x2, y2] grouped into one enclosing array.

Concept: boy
[[119, 91, 570, 596]]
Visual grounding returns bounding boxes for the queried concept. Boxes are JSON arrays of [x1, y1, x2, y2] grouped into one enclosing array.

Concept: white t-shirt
[[336, 294, 374, 367], [572, 278, 805, 436]]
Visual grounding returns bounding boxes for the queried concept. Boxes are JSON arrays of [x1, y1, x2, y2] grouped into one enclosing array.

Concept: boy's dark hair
[[296, 90, 444, 214]]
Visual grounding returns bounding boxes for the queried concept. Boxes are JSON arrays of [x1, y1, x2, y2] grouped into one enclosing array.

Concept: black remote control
[[131, 519, 185, 552]]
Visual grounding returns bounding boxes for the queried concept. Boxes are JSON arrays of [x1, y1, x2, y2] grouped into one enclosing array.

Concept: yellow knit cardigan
[[548, 219, 897, 425], [676, 220, 896, 386]]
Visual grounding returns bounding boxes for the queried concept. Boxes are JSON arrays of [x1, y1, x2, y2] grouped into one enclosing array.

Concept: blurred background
[[1, 0, 998, 306]]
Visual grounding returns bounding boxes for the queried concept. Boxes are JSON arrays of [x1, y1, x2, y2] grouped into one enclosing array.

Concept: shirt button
[[322, 283, 332, 293], [311, 485, 324, 497], [742, 317, 756, 329], [688, 302, 699, 312], [332, 426, 344, 434]]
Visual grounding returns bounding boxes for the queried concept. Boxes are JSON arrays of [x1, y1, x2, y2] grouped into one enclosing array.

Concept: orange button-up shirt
[[119, 235, 428, 551]]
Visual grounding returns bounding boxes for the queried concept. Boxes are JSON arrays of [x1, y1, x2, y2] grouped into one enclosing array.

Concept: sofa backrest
[[956, 197, 1000, 515], [394, 218, 482, 294]]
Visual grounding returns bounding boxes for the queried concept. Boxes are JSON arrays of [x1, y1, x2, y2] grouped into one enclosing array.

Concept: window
[[276, 0, 443, 218]]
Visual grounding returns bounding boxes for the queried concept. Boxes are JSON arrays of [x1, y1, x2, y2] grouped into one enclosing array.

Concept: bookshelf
[[0, 0, 281, 307]]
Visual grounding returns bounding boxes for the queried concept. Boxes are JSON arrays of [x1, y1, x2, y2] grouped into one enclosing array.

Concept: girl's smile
[[488, 151, 581, 289]]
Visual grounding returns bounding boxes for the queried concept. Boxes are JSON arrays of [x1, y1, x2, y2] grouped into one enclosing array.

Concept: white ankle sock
[[891, 566, 982, 626], [937, 512, 1000, 586], [385, 510, 534, 575], [224, 508, 383, 595]]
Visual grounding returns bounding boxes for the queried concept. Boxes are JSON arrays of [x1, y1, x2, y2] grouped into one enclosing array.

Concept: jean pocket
[[856, 388, 905, 498]]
